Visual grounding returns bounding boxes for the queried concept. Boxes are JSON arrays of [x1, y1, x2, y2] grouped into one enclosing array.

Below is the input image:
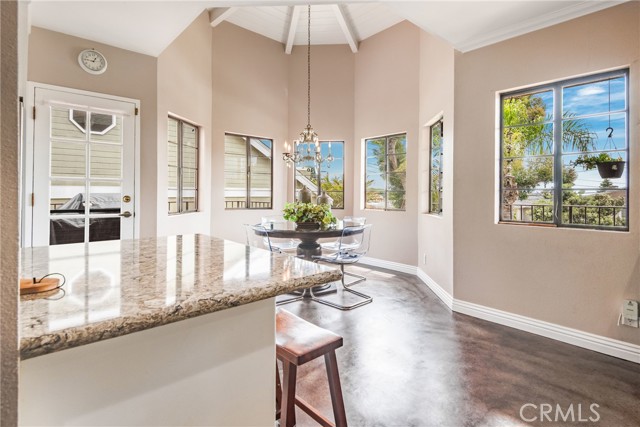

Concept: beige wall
[[157, 11, 212, 237], [27, 27, 158, 238], [287, 44, 355, 213], [353, 21, 420, 265], [417, 32, 455, 295], [453, 2, 640, 344], [1, 1, 20, 424], [211, 22, 289, 244]]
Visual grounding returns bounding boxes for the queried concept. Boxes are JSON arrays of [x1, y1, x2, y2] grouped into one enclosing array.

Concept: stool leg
[[276, 364, 282, 420], [281, 361, 298, 427], [325, 351, 347, 427]]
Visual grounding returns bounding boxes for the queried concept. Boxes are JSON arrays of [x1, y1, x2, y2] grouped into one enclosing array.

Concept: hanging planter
[[596, 160, 625, 179], [573, 152, 625, 179], [572, 120, 625, 179]]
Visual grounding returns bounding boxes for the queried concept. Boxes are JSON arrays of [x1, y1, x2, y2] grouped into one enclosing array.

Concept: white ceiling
[[29, 1, 626, 57]]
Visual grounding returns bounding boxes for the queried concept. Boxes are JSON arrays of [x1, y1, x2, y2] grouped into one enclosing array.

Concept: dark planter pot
[[596, 161, 625, 179], [295, 222, 320, 230]]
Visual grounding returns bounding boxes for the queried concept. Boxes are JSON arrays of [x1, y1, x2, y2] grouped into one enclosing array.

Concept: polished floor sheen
[[282, 265, 640, 427]]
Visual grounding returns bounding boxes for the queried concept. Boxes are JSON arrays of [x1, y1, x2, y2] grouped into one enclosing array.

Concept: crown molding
[[456, 1, 627, 53]]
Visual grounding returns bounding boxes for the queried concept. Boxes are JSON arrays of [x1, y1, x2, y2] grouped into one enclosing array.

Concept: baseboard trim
[[415, 268, 453, 309], [453, 300, 640, 364], [357, 258, 639, 364], [359, 257, 418, 275]]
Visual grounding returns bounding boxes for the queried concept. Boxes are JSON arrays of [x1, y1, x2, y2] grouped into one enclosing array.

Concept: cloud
[[576, 86, 606, 97]]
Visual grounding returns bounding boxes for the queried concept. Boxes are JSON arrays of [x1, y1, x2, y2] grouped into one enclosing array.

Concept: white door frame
[[22, 82, 141, 247]]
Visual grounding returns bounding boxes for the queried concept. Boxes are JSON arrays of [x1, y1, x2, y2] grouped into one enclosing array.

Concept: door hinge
[[135, 107, 139, 116], [31, 193, 35, 206], [32, 106, 36, 120]]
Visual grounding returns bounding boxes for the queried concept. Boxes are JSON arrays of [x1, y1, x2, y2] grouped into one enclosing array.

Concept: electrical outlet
[[423, 253, 427, 265], [622, 300, 639, 328]]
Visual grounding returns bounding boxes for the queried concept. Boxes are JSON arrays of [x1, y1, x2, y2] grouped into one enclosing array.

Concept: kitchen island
[[19, 235, 341, 426]]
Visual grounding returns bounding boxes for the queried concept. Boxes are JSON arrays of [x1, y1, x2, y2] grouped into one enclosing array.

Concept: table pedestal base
[[296, 242, 322, 259]]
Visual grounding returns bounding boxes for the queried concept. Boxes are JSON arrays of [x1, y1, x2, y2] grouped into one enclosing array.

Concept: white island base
[[20, 298, 275, 426]]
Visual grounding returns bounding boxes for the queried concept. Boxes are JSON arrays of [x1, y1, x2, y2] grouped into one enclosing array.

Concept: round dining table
[[254, 221, 363, 296], [260, 222, 356, 259]]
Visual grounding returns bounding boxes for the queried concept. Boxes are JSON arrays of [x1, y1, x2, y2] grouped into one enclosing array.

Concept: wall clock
[[78, 49, 108, 75]]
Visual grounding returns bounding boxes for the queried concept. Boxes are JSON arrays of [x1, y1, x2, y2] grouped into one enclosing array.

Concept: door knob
[[119, 211, 132, 218]]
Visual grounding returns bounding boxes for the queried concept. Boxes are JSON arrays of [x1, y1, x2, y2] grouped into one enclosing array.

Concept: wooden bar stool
[[276, 308, 348, 427]]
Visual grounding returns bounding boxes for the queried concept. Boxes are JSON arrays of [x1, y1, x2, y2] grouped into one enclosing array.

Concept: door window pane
[[89, 218, 120, 242], [90, 115, 121, 143], [90, 143, 122, 178], [50, 179, 85, 215], [52, 107, 87, 140], [51, 141, 86, 177]]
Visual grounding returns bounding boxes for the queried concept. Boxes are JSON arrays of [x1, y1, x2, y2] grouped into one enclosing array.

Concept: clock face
[[78, 49, 107, 74]]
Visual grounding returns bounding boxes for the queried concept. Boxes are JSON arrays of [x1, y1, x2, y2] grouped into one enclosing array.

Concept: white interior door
[[27, 86, 137, 247]]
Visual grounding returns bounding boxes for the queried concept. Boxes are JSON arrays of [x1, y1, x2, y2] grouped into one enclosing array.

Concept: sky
[[508, 75, 628, 190]]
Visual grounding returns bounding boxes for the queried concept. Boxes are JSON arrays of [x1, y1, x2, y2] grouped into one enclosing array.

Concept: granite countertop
[[20, 235, 341, 360]]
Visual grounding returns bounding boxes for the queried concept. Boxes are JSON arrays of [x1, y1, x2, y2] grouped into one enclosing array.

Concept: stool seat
[[276, 309, 348, 427], [276, 309, 343, 365]]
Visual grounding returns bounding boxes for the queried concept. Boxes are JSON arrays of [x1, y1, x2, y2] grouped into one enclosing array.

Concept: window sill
[[498, 221, 629, 232], [498, 221, 556, 228], [168, 211, 200, 216]]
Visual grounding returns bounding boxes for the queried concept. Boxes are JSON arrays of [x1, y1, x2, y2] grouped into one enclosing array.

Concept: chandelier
[[283, 5, 334, 168]]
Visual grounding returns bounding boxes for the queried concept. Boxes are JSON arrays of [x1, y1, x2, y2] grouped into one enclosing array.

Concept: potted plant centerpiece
[[283, 202, 337, 230], [573, 152, 625, 179]]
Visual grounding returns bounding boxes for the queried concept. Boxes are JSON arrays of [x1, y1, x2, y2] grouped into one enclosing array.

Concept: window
[[429, 120, 443, 214], [294, 141, 344, 209], [224, 133, 272, 209], [500, 69, 628, 230], [365, 133, 407, 211], [69, 109, 116, 135], [168, 117, 198, 214]]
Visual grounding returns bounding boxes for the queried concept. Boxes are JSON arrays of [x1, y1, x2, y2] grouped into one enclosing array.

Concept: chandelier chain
[[307, 4, 311, 127]]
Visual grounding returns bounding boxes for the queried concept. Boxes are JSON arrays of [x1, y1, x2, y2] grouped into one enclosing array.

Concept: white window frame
[[168, 116, 199, 215]]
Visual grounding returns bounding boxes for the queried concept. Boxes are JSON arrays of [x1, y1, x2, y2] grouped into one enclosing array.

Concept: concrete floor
[[279, 265, 640, 427]]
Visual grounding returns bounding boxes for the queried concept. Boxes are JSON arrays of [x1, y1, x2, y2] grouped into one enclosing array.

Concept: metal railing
[[506, 203, 627, 227], [225, 200, 272, 209]]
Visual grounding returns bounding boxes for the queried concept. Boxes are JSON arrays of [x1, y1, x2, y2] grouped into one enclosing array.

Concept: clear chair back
[[261, 215, 287, 229], [244, 224, 274, 251], [337, 224, 372, 257], [342, 216, 366, 226], [260, 215, 298, 252]]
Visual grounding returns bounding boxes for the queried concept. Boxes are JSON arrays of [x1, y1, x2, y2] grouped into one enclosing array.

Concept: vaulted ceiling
[[29, 1, 626, 57]]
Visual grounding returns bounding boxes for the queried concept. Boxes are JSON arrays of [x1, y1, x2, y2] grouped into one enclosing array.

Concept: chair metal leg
[[308, 264, 372, 311], [276, 294, 304, 306], [341, 270, 366, 288]]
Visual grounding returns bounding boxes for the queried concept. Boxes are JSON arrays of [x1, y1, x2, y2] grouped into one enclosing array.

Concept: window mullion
[[246, 138, 251, 209], [384, 137, 389, 210], [177, 121, 183, 214], [553, 84, 563, 225]]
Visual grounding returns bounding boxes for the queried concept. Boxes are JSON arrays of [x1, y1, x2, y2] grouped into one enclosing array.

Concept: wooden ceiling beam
[[209, 7, 237, 28], [284, 5, 302, 54], [331, 4, 358, 53]]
